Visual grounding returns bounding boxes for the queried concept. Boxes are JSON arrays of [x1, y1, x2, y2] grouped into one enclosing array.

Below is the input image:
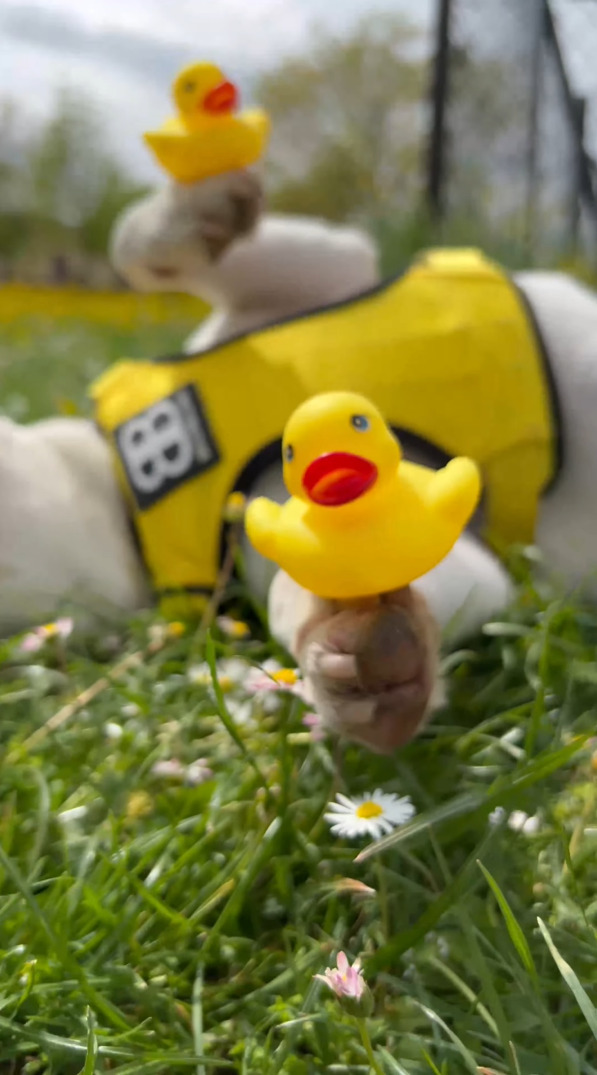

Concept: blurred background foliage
[[0, 91, 148, 286], [0, 8, 596, 287]]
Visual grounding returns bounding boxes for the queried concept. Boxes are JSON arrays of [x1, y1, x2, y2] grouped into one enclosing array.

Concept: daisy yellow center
[[230, 621, 249, 638], [272, 668, 299, 685], [43, 623, 59, 637], [356, 801, 384, 820], [219, 675, 234, 692]]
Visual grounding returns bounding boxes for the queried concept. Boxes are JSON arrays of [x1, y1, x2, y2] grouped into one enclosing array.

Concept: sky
[[0, 0, 434, 182], [1, 0, 595, 188]]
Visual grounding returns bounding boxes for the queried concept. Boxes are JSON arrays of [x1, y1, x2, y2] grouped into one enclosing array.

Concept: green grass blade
[[413, 1001, 479, 1074], [478, 861, 536, 977], [427, 954, 499, 1038], [80, 1008, 98, 1075], [0, 1013, 132, 1060], [366, 828, 494, 971], [377, 1050, 413, 1075], [192, 965, 206, 1075], [356, 737, 587, 862], [355, 788, 486, 862], [421, 1049, 443, 1074], [538, 917, 597, 1040], [0, 843, 130, 1031], [204, 630, 267, 787], [509, 1040, 523, 1075]]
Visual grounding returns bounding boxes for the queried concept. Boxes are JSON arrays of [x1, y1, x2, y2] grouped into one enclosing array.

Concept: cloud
[[0, 0, 431, 81], [0, 0, 433, 181], [0, 0, 311, 85], [0, 5, 206, 84]]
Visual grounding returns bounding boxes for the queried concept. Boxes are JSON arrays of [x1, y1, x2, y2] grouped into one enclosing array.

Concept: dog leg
[[110, 170, 263, 299], [0, 417, 150, 634], [110, 171, 379, 352]]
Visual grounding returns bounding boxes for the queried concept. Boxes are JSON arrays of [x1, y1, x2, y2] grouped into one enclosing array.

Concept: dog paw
[[110, 170, 264, 290], [176, 169, 263, 260], [297, 589, 441, 753]]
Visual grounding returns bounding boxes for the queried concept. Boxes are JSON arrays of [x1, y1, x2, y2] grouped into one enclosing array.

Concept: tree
[[0, 90, 147, 279], [255, 14, 426, 225]]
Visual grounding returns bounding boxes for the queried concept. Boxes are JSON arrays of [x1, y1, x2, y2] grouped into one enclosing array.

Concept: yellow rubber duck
[[144, 62, 270, 184], [245, 392, 482, 599]]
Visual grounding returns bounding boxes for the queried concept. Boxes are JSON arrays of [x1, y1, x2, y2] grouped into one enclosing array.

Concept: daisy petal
[[336, 793, 356, 809]]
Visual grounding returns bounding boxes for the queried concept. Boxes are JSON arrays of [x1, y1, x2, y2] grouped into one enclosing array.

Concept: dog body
[[2, 171, 596, 751]]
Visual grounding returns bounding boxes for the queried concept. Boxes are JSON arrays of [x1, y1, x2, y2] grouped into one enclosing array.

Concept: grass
[[0, 314, 199, 423], [2, 315, 597, 1074]]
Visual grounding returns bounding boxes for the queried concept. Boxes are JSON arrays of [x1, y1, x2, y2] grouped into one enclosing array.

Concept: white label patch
[[115, 384, 219, 510]]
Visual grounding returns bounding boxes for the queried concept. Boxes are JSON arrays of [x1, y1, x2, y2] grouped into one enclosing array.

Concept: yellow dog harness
[[91, 248, 560, 609]]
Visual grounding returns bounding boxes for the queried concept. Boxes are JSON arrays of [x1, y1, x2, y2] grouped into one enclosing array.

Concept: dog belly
[[517, 271, 597, 589]]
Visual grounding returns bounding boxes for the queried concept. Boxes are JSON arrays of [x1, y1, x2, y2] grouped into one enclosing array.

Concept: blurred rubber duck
[[245, 391, 482, 599], [144, 62, 270, 184]]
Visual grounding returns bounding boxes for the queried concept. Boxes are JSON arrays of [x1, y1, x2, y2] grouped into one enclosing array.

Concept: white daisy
[[488, 806, 506, 827], [151, 757, 214, 785], [104, 721, 124, 740], [186, 759, 214, 785], [508, 810, 541, 836], [324, 789, 415, 840], [224, 697, 255, 725], [245, 658, 309, 714], [187, 657, 248, 692], [148, 621, 186, 645], [20, 616, 73, 654], [216, 615, 251, 640], [121, 702, 141, 718], [245, 657, 305, 697], [151, 758, 187, 780], [187, 657, 254, 724], [488, 806, 541, 836]]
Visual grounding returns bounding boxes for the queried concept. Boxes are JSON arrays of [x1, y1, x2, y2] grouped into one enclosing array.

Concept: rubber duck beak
[[203, 80, 239, 114], [302, 452, 378, 506]]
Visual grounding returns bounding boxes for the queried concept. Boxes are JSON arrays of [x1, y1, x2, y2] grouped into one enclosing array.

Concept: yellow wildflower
[[223, 491, 247, 523], [126, 791, 154, 820]]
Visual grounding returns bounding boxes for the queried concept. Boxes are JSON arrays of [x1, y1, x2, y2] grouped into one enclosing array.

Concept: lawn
[[1, 311, 597, 1075]]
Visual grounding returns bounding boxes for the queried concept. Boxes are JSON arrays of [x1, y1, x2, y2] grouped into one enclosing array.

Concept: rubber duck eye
[[351, 414, 370, 431], [184, 81, 196, 93], [284, 444, 294, 463]]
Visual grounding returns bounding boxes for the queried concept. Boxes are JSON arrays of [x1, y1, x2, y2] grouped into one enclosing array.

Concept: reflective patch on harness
[[115, 384, 219, 510]]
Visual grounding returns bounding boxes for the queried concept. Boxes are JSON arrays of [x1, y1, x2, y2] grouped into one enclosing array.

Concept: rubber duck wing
[[241, 109, 271, 141], [399, 460, 437, 494], [427, 457, 481, 523], [245, 497, 282, 562], [144, 117, 186, 142]]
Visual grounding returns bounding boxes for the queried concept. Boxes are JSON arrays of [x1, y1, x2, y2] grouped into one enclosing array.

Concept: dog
[[2, 169, 596, 753]]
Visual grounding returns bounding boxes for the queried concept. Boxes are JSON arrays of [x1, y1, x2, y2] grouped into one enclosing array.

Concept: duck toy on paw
[[245, 391, 482, 599], [144, 61, 270, 184]]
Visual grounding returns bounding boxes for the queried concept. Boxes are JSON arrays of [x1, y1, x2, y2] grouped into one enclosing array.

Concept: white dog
[[2, 170, 596, 752]]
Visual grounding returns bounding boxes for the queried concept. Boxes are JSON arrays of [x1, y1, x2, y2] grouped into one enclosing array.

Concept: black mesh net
[[439, 0, 597, 261]]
